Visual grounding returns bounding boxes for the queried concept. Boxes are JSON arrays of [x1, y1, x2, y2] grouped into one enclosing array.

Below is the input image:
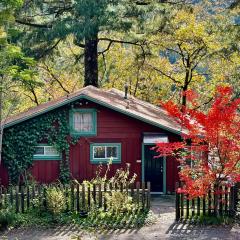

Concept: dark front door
[[144, 145, 164, 192]]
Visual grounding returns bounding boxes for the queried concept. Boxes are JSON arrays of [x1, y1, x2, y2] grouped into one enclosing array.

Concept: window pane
[[74, 112, 93, 132], [34, 146, 44, 155], [93, 146, 105, 158], [106, 146, 117, 158], [45, 146, 59, 156]]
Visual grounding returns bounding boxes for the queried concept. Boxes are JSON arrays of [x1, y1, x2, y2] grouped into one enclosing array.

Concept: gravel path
[[1, 195, 239, 240]]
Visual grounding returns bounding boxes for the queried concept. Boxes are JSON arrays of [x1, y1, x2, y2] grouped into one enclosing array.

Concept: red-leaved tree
[[155, 86, 240, 200]]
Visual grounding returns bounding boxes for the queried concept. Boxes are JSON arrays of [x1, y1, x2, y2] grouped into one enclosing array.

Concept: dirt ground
[[1, 195, 240, 240]]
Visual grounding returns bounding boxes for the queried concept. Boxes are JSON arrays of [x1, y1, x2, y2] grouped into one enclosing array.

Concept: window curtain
[[74, 112, 93, 131]]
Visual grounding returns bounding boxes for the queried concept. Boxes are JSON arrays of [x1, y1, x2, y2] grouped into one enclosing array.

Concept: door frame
[[141, 143, 166, 194]]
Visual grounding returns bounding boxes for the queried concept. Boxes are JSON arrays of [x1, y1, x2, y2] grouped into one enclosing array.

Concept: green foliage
[[46, 187, 66, 215], [2, 108, 72, 183], [0, 207, 16, 230], [197, 214, 234, 225], [105, 191, 136, 214]]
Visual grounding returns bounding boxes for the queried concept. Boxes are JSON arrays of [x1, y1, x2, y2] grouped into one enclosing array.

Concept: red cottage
[[0, 86, 182, 193]]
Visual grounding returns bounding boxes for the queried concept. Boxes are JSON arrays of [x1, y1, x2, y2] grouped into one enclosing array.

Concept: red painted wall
[[69, 102, 180, 193], [0, 100, 180, 192], [0, 164, 8, 186], [30, 160, 60, 183]]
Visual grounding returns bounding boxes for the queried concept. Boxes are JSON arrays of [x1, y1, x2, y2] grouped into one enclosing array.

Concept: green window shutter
[[69, 108, 97, 136], [90, 143, 121, 164]]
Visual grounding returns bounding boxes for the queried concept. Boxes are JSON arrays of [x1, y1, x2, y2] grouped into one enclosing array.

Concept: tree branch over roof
[[146, 63, 182, 84], [15, 19, 53, 29]]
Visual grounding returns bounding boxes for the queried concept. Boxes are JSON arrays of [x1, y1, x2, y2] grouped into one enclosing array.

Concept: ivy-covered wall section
[[2, 107, 76, 184]]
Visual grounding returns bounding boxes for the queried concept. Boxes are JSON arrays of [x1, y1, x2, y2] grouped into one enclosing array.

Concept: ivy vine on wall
[[2, 107, 77, 184]]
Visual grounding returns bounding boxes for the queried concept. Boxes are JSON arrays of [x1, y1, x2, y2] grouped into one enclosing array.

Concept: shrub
[[0, 208, 16, 230], [46, 187, 65, 215], [105, 191, 136, 214]]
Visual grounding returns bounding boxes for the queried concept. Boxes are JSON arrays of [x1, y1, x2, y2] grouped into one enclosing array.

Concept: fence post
[[76, 184, 80, 212], [103, 183, 107, 211], [10, 186, 13, 205], [219, 185, 223, 216], [229, 186, 235, 216], [98, 184, 102, 208], [202, 195, 206, 216], [146, 181, 151, 209], [136, 182, 140, 208], [15, 186, 19, 213], [208, 189, 212, 216], [142, 182, 145, 209], [20, 186, 25, 213], [71, 183, 75, 212], [197, 197, 200, 216], [27, 186, 30, 210], [82, 184, 86, 211], [175, 182, 180, 221], [186, 194, 190, 219]]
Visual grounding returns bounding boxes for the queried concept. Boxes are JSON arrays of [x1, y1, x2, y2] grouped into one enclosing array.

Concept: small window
[[90, 143, 121, 164], [33, 145, 61, 160], [70, 109, 97, 136]]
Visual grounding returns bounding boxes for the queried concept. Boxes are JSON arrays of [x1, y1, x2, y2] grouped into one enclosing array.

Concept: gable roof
[[3, 85, 184, 135]]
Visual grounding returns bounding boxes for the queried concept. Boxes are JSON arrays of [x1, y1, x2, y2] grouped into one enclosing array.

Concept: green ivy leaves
[[2, 107, 75, 184]]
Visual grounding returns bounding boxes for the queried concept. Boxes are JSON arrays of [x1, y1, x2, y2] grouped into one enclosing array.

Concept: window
[[90, 143, 121, 164], [33, 145, 61, 160], [70, 109, 97, 136]]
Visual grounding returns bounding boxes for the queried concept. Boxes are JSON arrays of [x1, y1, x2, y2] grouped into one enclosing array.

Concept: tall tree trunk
[[84, 32, 98, 87]]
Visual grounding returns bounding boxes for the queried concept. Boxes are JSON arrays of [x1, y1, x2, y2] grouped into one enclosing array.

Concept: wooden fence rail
[[175, 182, 239, 221], [0, 181, 151, 214]]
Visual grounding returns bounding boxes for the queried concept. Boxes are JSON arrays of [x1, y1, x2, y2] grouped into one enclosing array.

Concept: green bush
[[0, 208, 16, 230], [105, 191, 136, 214], [46, 187, 65, 215]]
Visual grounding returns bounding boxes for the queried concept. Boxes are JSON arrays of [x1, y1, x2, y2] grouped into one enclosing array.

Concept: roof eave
[[4, 94, 183, 136]]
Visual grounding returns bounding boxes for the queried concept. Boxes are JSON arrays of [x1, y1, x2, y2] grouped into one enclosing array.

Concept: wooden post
[[15, 186, 19, 213], [203, 195, 206, 216], [180, 192, 184, 219], [197, 197, 200, 216], [219, 185, 223, 216], [208, 189, 211, 216], [104, 182, 107, 211], [130, 183, 134, 198], [98, 184, 102, 208], [146, 182, 151, 209], [136, 182, 140, 208], [186, 195, 190, 219], [82, 184, 86, 211], [87, 185, 91, 210], [76, 184, 80, 212], [27, 186, 30, 210], [93, 184, 96, 204], [175, 182, 180, 221], [142, 182, 145, 209], [71, 183, 75, 211], [20, 186, 25, 213], [225, 186, 228, 214], [191, 199, 195, 217], [10, 186, 13, 205]]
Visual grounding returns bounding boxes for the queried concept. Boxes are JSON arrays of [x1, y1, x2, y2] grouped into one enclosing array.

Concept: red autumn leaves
[[155, 86, 240, 198]]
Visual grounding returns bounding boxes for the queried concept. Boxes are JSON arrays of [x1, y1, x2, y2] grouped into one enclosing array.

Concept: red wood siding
[[30, 160, 60, 183], [69, 102, 179, 192], [0, 164, 8, 186]]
